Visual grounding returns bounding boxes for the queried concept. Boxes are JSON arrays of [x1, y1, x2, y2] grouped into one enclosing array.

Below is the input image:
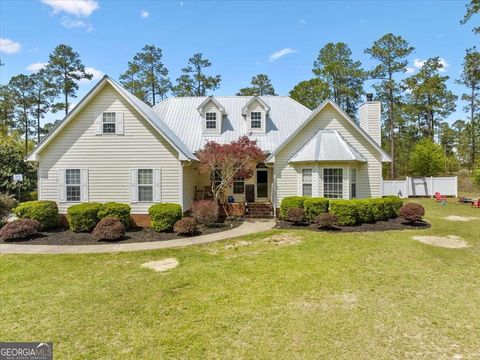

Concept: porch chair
[[435, 192, 447, 206]]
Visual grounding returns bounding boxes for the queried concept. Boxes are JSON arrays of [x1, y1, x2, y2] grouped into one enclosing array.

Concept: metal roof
[[153, 96, 312, 153], [289, 130, 367, 163]]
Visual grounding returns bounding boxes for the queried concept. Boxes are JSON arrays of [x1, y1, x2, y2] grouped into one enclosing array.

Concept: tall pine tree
[[237, 74, 276, 96], [172, 53, 221, 96]]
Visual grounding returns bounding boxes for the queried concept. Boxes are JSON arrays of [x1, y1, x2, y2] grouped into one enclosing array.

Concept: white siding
[[359, 101, 381, 145], [38, 83, 181, 214], [182, 164, 196, 211], [274, 103, 383, 207]]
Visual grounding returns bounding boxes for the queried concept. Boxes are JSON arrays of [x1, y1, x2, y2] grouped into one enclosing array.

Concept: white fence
[[382, 176, 458, 198]]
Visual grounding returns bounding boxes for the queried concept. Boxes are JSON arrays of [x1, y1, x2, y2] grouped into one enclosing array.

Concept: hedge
[[149, 203, 182, 232], [280, 196, 307, 219], [354, 199, 375, 223], [98, 202, 131, 228], [383, 196, 404, 218], [67, 203, 102, 232], [14, 200, 59, 230], [369, 198, 388, 221], [329, 200, 358, 226], [304, 197, 329, 222]]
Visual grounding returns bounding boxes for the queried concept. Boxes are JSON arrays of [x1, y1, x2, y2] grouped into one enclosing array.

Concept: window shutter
[[58, 168, 66, 202], [116, 112, 124, 135], [95, 114, 103, 135], [130, 169, 138, 203], [81, 169, 89, 202], [154, 169, 161, 202]]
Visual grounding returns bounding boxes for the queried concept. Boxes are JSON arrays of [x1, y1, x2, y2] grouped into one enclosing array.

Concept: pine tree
[[237, 74, 276, 96], [172, 53, 221, 96], [288, 78, 330, 110], [461, 0, 480, 34], [119, 61, 148, 102], [30, 69, 58, 143]]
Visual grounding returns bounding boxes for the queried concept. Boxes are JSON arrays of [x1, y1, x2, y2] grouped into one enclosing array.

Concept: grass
[[1, 198, 480, 359]]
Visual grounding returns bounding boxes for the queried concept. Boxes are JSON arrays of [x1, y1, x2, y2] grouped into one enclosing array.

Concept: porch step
[[245, 203, 274, 218]]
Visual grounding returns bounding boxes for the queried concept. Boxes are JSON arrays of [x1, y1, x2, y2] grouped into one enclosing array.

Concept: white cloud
[[41, 0, 99, 17], [413, 58, 425, 69], [180, 1, 184, 6], [405, 67, 415, 74], [140, 10, 149, 18], [438, 58, 450, 72], [299, 19, 306, 25], [0, 38, 21, 54], [268, 48, 297, 62], [27, 62, 48, 72], [61, 16, 93, 31], [413, 57, 450, 72], [78, 67, 103, 83]]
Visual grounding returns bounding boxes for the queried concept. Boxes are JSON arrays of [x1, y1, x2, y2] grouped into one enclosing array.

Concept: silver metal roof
[[289, 130, 366, 163], [153, 96, 312, 153]]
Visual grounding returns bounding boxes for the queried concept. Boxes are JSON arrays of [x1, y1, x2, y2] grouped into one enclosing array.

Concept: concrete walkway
[[0, 219, 275, 255]]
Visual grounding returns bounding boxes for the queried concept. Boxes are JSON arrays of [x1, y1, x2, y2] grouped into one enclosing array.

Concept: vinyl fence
[[382, 176, 458, 198]]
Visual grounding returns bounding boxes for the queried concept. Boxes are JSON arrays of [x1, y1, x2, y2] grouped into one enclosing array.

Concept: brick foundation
[[131, 214, 151, 228]]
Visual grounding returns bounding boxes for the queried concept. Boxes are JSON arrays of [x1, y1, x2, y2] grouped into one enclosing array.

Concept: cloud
[[0, 38, 21, 54], [405, 67, 415, 74], [41, 0, 99, 17], [27, 62, 48, 72], [299, 19, 306, 25], [180, 1, 184, 6], [268, 48, 297, 62], [78, 67, 103, 83], [61, 16, 93, 31], [140, 10, 149, 18], [413, 57, 450, 72]]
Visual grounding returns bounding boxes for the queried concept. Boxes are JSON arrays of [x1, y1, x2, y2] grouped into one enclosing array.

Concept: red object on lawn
[[472, 199, 480, 208], [435, 192, 447, 202]]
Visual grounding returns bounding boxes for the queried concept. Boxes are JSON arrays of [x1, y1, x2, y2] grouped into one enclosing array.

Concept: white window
[[302, 169, 313, 197], [102, 112, 116, 134], [324, 168, 343, 198], [66, 169, 81, 202], [350, 169, 357, 198], [251, 112, 262, 129], [233, 176, 245, 194], [138, 169, 153, 202], [206, 112, 217, 129]]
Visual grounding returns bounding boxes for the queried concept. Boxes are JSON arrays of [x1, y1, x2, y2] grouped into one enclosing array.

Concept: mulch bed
[[0, 219, 243, 246], [275, 216, 430, 232]]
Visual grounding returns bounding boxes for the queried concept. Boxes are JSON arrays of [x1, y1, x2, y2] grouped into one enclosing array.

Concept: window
[[210, 170, 222, 188], [233, 177, 245, 194], [323, 168, 343, 198], [350, 169, 357, 198], [66, 169, 81, 202], [102, 112, 116, 134], [205, 112, 217, 129], [251, 112, 262, 129], [138, 169, 153, 202], [302, 169, 313, 197]]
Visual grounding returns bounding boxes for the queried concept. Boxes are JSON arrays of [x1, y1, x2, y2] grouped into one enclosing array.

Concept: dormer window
[[205, 112, 217, 129], [242, 96, 270, 134], [251, 112, 262, 129], [102, 112, 116, 134]]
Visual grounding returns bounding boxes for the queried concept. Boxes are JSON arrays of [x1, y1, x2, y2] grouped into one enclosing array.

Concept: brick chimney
[[359, 93, 381, 145]]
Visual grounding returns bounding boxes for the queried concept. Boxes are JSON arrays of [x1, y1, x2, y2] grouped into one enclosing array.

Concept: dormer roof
[[196, 96, 226, 115], [241, 96, 270, 116]]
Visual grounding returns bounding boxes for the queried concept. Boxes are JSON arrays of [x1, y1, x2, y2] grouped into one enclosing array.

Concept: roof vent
[[366, 93, 373, 102]]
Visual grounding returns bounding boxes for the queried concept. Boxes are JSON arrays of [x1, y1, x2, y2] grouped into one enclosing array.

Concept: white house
[[26, 76, 390, 220]]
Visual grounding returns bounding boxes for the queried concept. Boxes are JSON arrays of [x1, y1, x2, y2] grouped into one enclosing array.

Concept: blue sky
[[0, 0, 477, 126]]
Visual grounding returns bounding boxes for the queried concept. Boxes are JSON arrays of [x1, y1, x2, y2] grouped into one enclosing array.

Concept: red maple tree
[[197, 136, 266, 202]]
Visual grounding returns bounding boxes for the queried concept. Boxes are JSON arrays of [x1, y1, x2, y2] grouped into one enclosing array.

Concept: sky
[[0, 0, 478, 126]]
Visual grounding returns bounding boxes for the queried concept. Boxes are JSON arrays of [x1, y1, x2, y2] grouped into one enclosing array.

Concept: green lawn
[[1, 199, 480, 359]]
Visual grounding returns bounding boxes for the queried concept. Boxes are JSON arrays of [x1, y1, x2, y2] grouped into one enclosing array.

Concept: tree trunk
[[388, 87, 395, 179], [24, 111, 28, 157], [37, 104, 41, 144], [471, 86, 476, 168]]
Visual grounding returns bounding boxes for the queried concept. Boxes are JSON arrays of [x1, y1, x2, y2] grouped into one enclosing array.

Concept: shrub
[[149, 203, 182, 232], [304, 197, 329, 222], [315, 213, 338, 229], [14, 200, 59, 230], [0, 194, 17, 227], [192, 200, 218, 226], [92, 217, 125, 241], [22, 191, 38, 201], [354, 199, 375, 223], [280, 196, 307, 219], [287, 207, 306, 224], [329, 200, 358, 226], [98, 202, 131, 228], [174, 217, 198, 235], [67, 203, 102, 232], [0, 219, 41, 241], [399, 203, 425, 223], [369, 198, 387, 221], [383, 196, 403, 218]]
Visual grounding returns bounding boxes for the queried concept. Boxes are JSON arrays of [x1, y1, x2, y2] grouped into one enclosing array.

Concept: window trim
[[233, 176, 245, 194], [250, 111, 262, 129], [350, 168, 357, 198], [137, 168, 154, 203], [66, 168, 81, 203], [102, 112, 116, 135], [205, 112, 217, 130], [301, 168, 313, 197], [323, 168, 343, 199]]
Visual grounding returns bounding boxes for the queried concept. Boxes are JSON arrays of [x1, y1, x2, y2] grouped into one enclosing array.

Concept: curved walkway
[[0, 219, 275, 255]]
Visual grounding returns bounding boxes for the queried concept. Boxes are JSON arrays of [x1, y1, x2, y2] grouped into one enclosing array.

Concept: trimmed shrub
[[304, 197, 329, 222], [329, 200, 358, 226], [0, 194, 17, 228], [174, 217, 198, 235], [315, 213, 338, 229], [399, 203, 425, 223], [0, 219, 41, 241], [98, 202, 131, 228], [67, 203, 102, 232], [92, 217, 125, 241], [149, 203, 182, 232], [280, 196, 307, 219], [369, 198, 388, 221], [383, 196, 404, 218], [354, 199, 375, 223], [192, 200, 218, 226], [287, 207, 306, 224], [22, 191, 38, 201], [14, 200, 59, 230]]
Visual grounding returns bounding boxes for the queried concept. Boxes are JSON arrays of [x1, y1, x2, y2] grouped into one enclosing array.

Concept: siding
[[182, 164, 196, 210], [274, 103, 383, 207], [359, 101, 381, 145], [38, 83, 181, 214]]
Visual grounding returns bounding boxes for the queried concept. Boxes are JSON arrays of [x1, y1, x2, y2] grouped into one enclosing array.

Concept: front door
[[256, 169, 268, 200]]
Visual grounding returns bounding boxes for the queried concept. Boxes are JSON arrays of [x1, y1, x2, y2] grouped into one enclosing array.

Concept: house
[[26, 75, 391, 222]]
